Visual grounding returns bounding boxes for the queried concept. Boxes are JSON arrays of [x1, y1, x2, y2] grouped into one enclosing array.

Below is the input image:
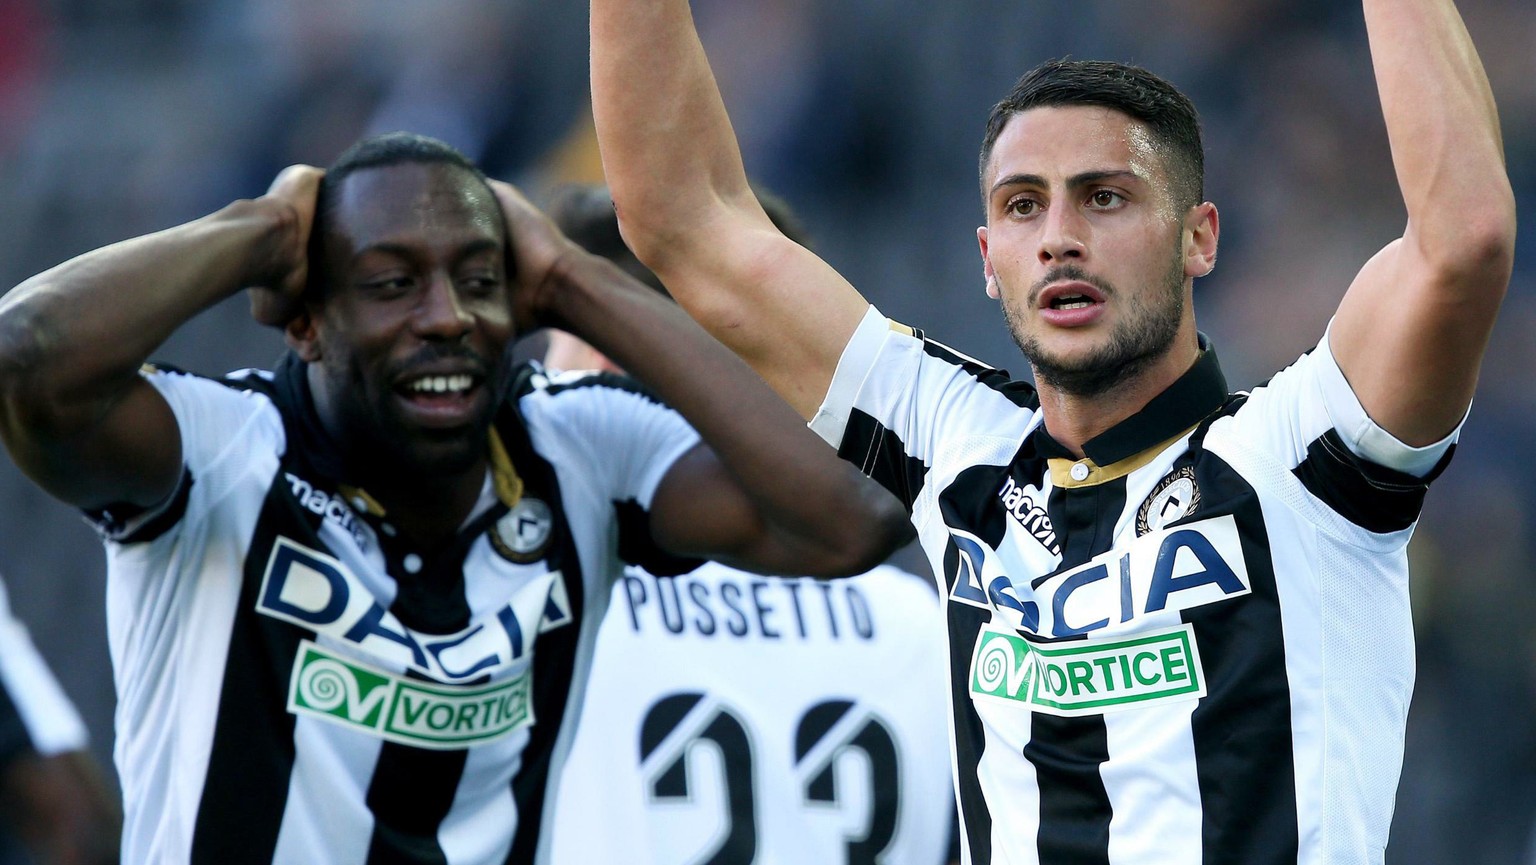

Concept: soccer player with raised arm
[[589, 0, 1516, 860]]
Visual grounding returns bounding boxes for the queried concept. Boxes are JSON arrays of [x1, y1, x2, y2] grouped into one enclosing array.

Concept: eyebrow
[[355, 237, 503, 262], [989, 169, 1142, 197]]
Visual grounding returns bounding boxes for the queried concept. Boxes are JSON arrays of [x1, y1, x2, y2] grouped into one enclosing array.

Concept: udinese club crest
[[490, 498, 555, 563], [1136, 466, 1201, 536]]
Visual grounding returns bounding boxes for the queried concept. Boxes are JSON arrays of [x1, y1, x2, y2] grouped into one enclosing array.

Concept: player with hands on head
[[0, 131, 908, 864], [588, 0, 1516, 861]]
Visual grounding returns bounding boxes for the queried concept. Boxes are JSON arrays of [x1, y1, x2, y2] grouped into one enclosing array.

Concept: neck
[[361, 462, 488, 550], [1033, 337, 1200, 457]]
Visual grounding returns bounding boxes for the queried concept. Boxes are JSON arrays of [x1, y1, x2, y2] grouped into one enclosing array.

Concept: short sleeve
[[809, 305, 1039, 509], [87, 367, 284, 542]]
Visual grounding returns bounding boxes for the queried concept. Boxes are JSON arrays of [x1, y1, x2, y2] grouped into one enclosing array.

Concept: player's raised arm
[[588, 0, 868, 418], [0, 166, 320, 510], [1329, 0, 1516, 447]]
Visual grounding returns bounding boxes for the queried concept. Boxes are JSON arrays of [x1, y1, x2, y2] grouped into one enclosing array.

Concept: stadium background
[[0, 0, 1532, 861]]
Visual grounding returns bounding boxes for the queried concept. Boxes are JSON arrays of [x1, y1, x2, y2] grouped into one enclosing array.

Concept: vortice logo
[[287, 641, 533, 748], [969, 624, 1206, 716]]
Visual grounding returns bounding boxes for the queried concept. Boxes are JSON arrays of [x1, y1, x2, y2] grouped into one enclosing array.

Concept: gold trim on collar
[[889, 320, 917, 338], [337, 484, 387, 517], [1048, 425, 1200, 489], [487, 428, 524, 509]]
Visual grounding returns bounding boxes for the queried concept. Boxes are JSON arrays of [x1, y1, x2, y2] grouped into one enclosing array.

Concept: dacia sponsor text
[[948, 514, 1250, 636], [258, 537, 572, 683]]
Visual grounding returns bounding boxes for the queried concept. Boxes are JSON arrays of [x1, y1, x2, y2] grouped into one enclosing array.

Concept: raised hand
[[249, 164, 323, 327]]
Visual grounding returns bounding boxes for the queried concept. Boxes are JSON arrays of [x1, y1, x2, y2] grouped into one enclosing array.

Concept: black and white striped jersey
[[0, 575, 90, 768], [546, 562, 956, 864], [810, 307, 1458, 865], [94, 355, 699, 865]]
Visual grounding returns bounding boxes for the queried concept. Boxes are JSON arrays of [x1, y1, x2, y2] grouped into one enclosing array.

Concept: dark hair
[[979, 59, 1205, 209], [546, 183, 811, 298], [310, 132, 505, 290]]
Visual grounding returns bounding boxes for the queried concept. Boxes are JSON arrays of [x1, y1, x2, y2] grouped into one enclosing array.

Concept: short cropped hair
[[979, 59, 1205, 210], [546, 183, 811, 298], [311, 132, 504, 290]]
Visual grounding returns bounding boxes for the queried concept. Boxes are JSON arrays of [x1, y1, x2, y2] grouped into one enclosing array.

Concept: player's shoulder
[[513, 362, 669, 410]]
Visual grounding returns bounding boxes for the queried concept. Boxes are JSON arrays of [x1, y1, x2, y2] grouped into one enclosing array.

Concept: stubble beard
[[1004, 249, 1187, 398]]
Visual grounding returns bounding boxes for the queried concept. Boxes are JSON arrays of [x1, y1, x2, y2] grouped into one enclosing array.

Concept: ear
[[978, 225, 1001, 299], [1184, 201, 1220, 279], [283, 307, 322, 362]]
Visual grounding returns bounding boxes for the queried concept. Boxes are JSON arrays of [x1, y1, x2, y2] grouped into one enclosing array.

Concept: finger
[[266, 164, 324, 199], [249, 287, 304, 328]]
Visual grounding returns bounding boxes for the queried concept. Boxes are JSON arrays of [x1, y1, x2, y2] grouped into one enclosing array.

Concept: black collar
[[270, 351, 351, 484], [1033, 334, 1229, 465]]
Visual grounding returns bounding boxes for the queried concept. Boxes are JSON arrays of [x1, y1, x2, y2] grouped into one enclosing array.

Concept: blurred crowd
[[0, 0, 1532, 862]]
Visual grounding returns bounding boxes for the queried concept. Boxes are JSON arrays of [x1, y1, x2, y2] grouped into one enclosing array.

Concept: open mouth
[[394, 372, 485, 426], [1049, 294, 1096, 310], [403, 373, 476, 395]]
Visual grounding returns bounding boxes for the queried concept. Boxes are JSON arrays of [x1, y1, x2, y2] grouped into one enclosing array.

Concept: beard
[[1003, 247, 1186, 398], [322, 345, 514, 483]]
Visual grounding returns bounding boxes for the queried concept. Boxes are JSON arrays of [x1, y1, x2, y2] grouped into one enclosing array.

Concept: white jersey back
[[547, 561, 955, 864]]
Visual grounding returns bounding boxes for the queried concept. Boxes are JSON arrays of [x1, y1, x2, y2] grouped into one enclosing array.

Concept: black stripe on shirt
[[1025, 478, 1125, 865], [362, 522, 483, 864], [918, 339, 1040, 411], [1184, 442, 1299, 863], [189, 485, 308, 864], [936, 458, 1027, 865], [1293, 429, 1450, 533], [841, 409, 928, 511], [499, 403, 587, 865]]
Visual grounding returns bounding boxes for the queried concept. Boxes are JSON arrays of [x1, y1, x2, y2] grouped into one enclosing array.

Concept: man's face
[[304, 162, 513, 477], [978, 106, 1205, 396]]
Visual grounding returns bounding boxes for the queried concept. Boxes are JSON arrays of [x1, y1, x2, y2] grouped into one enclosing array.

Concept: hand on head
[[489, 179, 581, 336], [249, 164, 324, 328]]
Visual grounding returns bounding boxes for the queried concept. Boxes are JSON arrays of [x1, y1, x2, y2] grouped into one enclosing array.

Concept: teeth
[[1058, 300, 1092, 310], [408, 374, 473, 394]]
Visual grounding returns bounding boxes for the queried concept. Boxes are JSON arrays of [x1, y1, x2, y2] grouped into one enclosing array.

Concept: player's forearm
[[1365, 0, 1515, 280], [589, 0, 759, 266], [0, 199, 292, 435], [542, 251, 908, 571]]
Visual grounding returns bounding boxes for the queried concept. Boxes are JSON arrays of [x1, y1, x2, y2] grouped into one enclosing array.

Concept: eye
[[361, 275, 415, 296], [1004, 195, 1040, 217], [459, 273, 503, 298], [1087, 189, 1124, 209]]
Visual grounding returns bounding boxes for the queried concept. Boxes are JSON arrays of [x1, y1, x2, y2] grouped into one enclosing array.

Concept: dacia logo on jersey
[[257, 537, 572, 683], [996, 477, 1060, 556], [1136, 466, 1201, 536], [287, 640, 533, 748], [969, 622, 1207, 715], [947, 514, 1250, 637]]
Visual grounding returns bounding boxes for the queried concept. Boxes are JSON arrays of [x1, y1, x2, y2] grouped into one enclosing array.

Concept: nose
[[1038, 205, 1087, 266], [414, 273, 473, 341]]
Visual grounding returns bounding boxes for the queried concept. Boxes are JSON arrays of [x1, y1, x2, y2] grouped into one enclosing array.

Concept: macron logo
[[998, 476, 1060, 556]]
